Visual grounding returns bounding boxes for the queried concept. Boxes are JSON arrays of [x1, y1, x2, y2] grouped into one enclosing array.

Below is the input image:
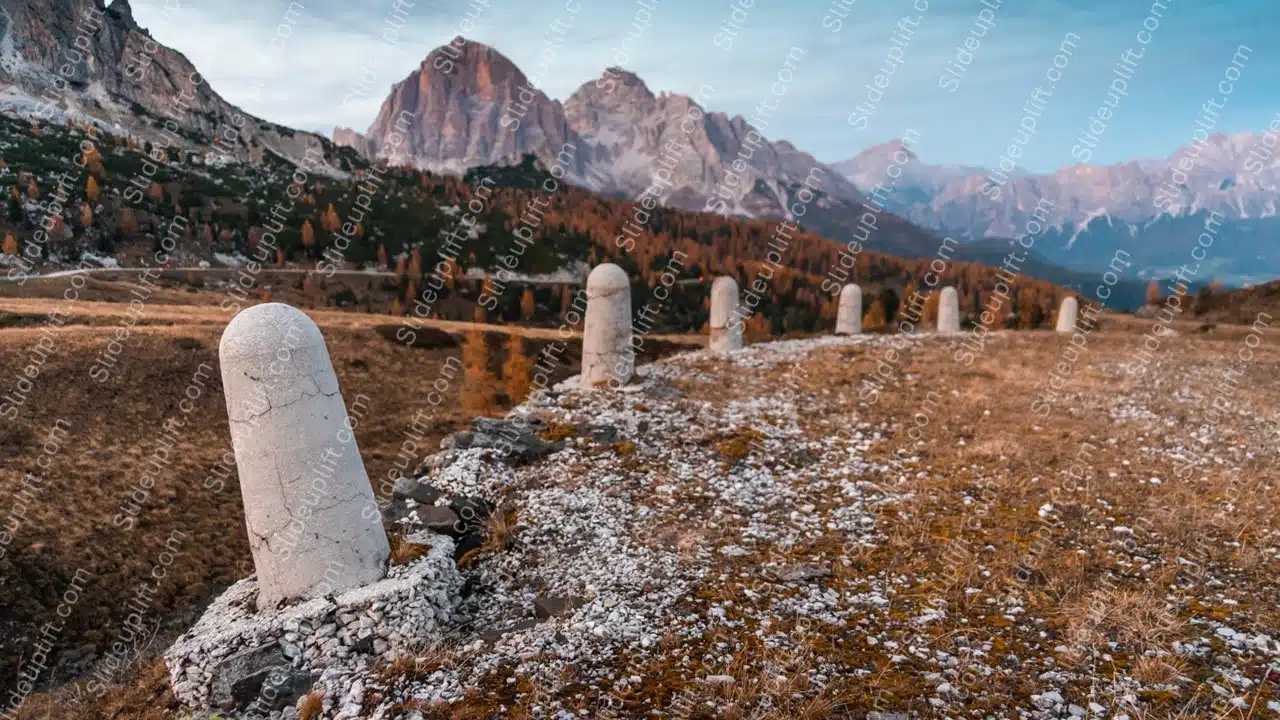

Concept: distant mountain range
[[332, 39, 870, 223], [835, 133, 1280, 285], [327, 37, 1156, 297], [335, 37, 1279, 287], [0, 2, 1219, 302], [333, 38, 1080, 279]]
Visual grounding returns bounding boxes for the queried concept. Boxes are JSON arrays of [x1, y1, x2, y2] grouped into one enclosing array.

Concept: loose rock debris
[[171, 334, 1280, 718]]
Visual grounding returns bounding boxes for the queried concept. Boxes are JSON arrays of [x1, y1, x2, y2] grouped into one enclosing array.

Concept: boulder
[[440, 417, 560, 465], [209, 642, 311, 712], [449, 496, 492, 533], [380, 500, 415, 526], [478, 619, 540, 646], [453, 534, 485, 562], [776, 564, 830, 583], [392, 475, 443, 504], [417, 505, 463, 537], [584, 424, 619, 444]]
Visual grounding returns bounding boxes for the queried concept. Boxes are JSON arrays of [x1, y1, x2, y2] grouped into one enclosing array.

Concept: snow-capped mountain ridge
[[836, 131, 1280, 233], [835, 129, 1280, 283]]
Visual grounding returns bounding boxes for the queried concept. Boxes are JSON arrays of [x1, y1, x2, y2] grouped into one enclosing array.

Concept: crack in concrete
[[230, 385, 340, 424], [251, 485, 370, 546]]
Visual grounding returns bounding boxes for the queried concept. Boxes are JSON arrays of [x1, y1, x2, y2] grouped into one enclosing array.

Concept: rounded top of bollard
[[711, 276, 738, 294], [940, 286, 958, 298], [1061, 295, 1079, 308], [840, 283, 861, 301], [219, 302, 326, 360], [586, 263, 629, 290]]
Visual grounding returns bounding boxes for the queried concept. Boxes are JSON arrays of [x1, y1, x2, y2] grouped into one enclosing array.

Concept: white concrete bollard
[[709, 276, 744, 353], [580, 263, 632, 388], [938, 286, 960, 334], [1056, 296, 1079, 333], [219, 303, 389, 611], [835, 284, 862, 335]]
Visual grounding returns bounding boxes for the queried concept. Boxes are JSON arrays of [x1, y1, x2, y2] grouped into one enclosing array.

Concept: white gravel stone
[[163, 538, 461, 711]]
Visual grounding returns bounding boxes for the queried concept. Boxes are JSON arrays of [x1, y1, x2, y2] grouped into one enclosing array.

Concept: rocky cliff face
[[0, 0, 339, 171], [335, 39, 864, 220], [836, 134, 1280, 283], [340, 40, 577, 177]]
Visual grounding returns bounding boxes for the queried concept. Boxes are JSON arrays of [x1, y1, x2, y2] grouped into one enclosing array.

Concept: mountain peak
[[396, 36, 536, 112], [355, 35, 566, 173], [571, 66, 655, 104], [830, 124, 1280, 283], [857, 139, 918, 163], [0, 0, 336, 171], [423, 36, 514, 69], [106, 0, 137, 29], [351, 38, 864, 219], [604, 67, 648, 89]]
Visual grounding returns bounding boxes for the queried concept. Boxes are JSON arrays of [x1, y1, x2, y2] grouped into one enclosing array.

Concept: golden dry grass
[[388, 535, 434, 566], [457, 503, 520, 568], [653, 322, 1280, 718], [6, 291, 1279, 718], [0, 288, 690, 716], [297, 690, 326, 720]]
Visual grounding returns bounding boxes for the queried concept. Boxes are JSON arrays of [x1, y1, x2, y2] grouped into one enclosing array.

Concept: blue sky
[[130, 0, 1279, 173]]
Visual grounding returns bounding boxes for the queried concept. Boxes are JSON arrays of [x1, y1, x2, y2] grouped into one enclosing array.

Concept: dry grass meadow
[[0, 276, 695, 714], [2, 275, 1277, 718]]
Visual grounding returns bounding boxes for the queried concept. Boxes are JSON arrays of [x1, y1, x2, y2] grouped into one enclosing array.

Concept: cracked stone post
[[709, 276, 743, 353], [836, 283, 862, 335], [219, 303, 390, 611], [938, 286, 960, 335], [581, 263, 632, 389], [1056, 296, 1078, 333]]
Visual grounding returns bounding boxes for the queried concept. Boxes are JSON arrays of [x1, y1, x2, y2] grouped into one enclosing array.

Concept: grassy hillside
[[0, 294, 696, 690], [1, 113, 1114, 333], [1183, 279, 1280, 325]]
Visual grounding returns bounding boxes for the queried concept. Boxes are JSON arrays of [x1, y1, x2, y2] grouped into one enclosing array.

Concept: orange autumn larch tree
[[118, 208, 137, 233], [461, 330, 498, 415], [1145, 280, 1162, 306], [502, 334, 533, 406], [520, 288, 536, 320]]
